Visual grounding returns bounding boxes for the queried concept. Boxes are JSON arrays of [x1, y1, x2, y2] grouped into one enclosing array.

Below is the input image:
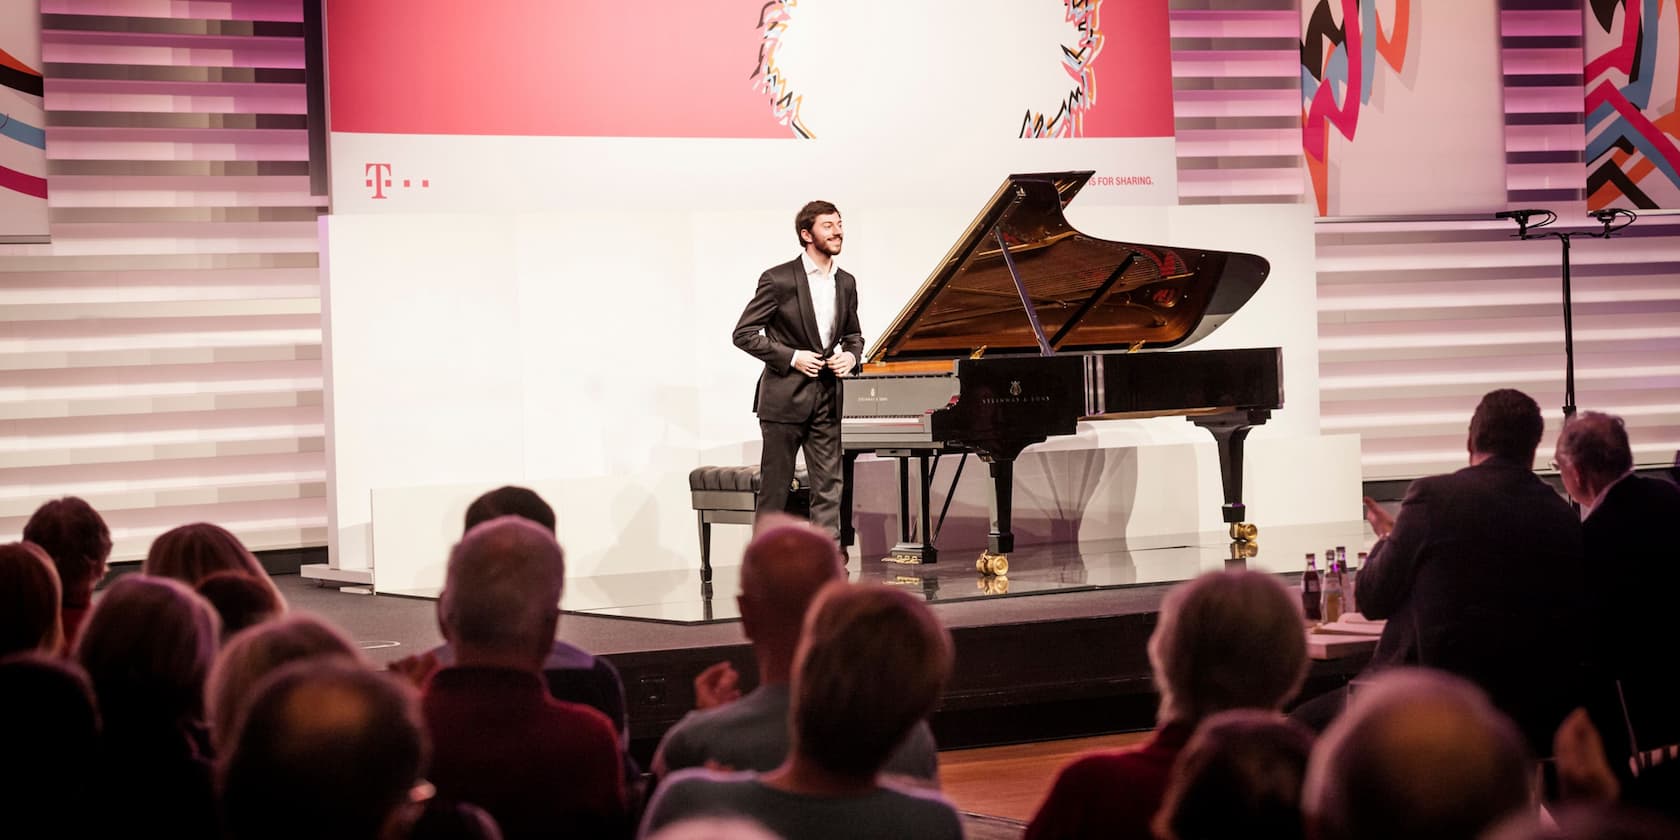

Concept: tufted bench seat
[[689, 466, 809, 583]]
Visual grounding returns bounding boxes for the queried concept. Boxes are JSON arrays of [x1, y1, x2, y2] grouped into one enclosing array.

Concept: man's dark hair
[[22, 497, 111, 595], [1468, 389, 1544, 463], [794, 200, 839, 248], [463, 486, 556, 535], [219, 660, 426, 840], [197, 570, 284, 640]]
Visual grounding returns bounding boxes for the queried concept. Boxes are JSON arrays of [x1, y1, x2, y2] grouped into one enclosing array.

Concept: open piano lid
[[868, 171, 1270, 364]]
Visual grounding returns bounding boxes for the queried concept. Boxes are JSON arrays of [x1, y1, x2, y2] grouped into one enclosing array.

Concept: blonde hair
[[1149, 570, 1309, 725], [206, 613, 361, 752], [789, 583, 954, 777], [145, 522, 286, 609], [0, 542, 64, 656]]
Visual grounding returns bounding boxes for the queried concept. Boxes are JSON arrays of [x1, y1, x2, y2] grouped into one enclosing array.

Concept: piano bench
[[688, 466, 809, 584]]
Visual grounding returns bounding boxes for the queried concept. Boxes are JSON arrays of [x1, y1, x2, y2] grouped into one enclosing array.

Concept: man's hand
[[1554, 707, 1620, 802], [693, 661, 741, 710], [1363, 496, 1396, 538], [826, 351, 857, 376], [387, 651, 441, 688], [790, 350, 823, 378]]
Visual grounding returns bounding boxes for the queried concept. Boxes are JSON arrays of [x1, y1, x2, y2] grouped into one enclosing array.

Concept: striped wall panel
[[0, 0, 325, 562], [1170, 0, 1305, 204]]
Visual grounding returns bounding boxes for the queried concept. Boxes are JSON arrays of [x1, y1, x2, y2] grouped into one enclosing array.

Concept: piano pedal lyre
[[976, 551, 1009, 577]]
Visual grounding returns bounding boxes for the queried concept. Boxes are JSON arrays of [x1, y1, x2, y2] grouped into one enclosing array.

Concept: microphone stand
[[1497, 208, 1635, 421]]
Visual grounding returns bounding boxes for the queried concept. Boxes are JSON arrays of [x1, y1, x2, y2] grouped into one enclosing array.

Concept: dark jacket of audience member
[[0, 653, 101, 837], [76, 575, 222, 840], [1025, 570, 1309, 840], [22, 496, 111, 648], [1555, 411, 1680, 760], [1357, 388, 1588, 753], [219, 660, 428, 840], [424, 516, 627, 840]]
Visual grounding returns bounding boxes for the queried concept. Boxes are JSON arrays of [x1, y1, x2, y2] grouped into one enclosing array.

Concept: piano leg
[[979, 458, 1013, 576], [1191, 408, 1270, 543], [886, 450, 938, 564]]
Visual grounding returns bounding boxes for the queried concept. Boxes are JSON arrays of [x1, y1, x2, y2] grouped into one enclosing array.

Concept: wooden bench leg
[[697, 512, 713, 584]]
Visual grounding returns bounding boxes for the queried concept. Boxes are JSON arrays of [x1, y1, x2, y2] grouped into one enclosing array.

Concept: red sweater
[[423, 666, 626, 840], [1024, 721, 1194, 840]]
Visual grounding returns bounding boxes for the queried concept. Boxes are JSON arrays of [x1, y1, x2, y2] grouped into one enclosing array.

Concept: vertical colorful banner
[[1586, 0, 1680, 210], [1, 0, 48, 242], [1301, 1, 1505, 216]]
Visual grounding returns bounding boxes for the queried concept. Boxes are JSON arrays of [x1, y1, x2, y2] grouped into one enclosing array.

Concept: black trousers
[[758, 379, 843, 537]]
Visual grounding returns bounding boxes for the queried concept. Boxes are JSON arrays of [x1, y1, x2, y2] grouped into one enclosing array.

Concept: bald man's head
[[739, 520, 845, 648], [1305, 669, 1532, 840]]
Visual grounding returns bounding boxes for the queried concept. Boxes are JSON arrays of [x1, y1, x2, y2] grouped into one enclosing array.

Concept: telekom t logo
[[364, 163, 430, 199]]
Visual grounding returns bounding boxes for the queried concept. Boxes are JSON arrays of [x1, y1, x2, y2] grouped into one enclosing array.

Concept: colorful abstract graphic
[[1586, 0, 1680, 210], [1, 45, 47, 200], [1300, 0, 1414, 215], [751, 1, 812, 138], [1019, 0, 1107, 138], [749, 0, 1170, 141]]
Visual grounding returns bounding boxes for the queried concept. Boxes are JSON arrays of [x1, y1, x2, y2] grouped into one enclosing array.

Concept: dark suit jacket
[[732, 256, 864, 424], [1582, 474, 1680, 750], [1358, 456, 1589, 751]]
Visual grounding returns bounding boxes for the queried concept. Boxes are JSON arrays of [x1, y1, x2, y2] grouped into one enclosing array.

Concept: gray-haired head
[[439, 516, 564, 664]]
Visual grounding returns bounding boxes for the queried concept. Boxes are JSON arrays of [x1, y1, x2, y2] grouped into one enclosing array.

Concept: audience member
[[22, 496, 111, 647], [144, 521, 286, 608], [403, 799, 506, 840], [75, 575, 221, 839], [1153, 710, 1314, 840], [426, 485, 629, 748], [645, 817, 783, 840], [652, 517, 939, 783], [219, 660, 428, 840], [197, 569, 285, 640], [641, 583, 961, 840], [1555, 410, 1680, 761], [205, 612, 361, 752], [463, 484, 557, 533], [1350, 388, 1588, 752], [1025, 570, 1308, 840], [422, 516, 626, 840], [0, 541, 63, 656], [1303, 668, 1530, 840], [0, 653, 101, 835]]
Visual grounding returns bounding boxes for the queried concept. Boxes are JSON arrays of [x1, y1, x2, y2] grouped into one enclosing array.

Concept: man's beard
[[815, 235, 842, 256]]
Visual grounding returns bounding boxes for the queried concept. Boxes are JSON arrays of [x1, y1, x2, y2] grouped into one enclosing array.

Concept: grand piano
[[839, 171, 1281, 574]]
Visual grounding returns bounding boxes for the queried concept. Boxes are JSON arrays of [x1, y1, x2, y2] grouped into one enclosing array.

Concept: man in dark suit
[[1355, 388, 1588, 753], [732, 201, 864, 537], [1554, 410, 1680, 763]]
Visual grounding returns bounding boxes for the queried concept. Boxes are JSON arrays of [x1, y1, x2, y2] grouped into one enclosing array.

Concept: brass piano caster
[[976, 551, 1009, 576], [1228, 539, 1259, 562], [977, 575, 1010, 595], [1228, 522, 1258, 542]]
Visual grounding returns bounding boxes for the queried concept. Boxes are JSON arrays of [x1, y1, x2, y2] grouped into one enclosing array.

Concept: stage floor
[[383, 520, 1376, 625]]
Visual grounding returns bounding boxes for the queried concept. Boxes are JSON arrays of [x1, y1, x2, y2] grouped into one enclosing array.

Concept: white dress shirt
[[800, 251, 837, 351]]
